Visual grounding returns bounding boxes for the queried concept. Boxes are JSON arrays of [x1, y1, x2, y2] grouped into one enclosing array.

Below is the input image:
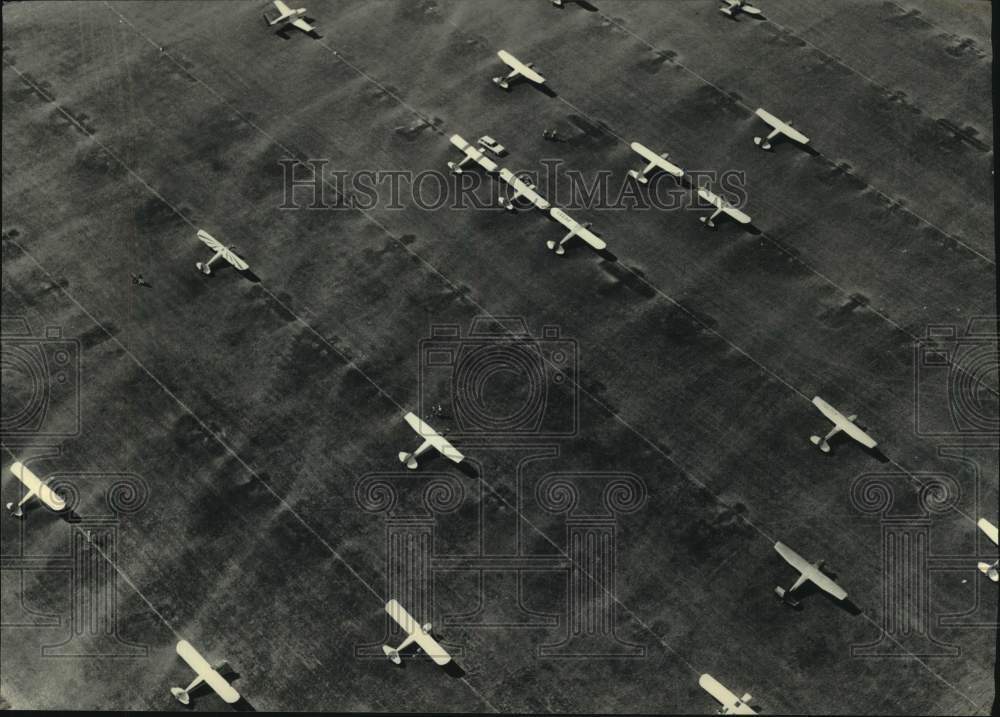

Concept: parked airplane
[[493, 50, 546, 90], [6, 461, 66, 517], [627, 142, 685, 184], [398, 412, 464, 470], [774, 541, 847, 607], [719, 0, 762, 17], [170, 640, 240, 706], [754, 108, 810, 150], [382, 599, 452, 666], [809, 396, 877, 453], [699, 674, 757, 715], [696, 187, 752, 228], [977, 518, 998, 582], [264, 0, 318, 36], [548, 207, 606, 255], [447, 134, 499, 174], [499, 168, 551, 211], [195, 230, 249, 275]]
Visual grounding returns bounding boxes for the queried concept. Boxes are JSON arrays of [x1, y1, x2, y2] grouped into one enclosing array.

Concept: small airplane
[[696, 186, 752, 229], [398, 412, 464, 470], [6, 462, 66, 517], [627, 141, 685, 185], [809, 396, 878, 453], [977, 518, 998, 582], [547, 207, 606, 256], [753, 108, 810, 150], [447, 134, 499, 175], [264, 0, 318, 37], [699, 674, 757, 715], [195, 230, 249, 275], [493, 50, 546, 90], [719, 0, 762, 17], [382, 599, 452, 666], [170, 639, 240, 706], [774, 541, 848, 607], [498, 168, 551, 211]]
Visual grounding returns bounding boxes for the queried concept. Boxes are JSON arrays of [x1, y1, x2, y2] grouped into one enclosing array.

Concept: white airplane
[[696, 187, 752, 229], [382, 599, 452, 666], [699, 674, 757, 715], [547, 207, 607, 256], [977, 518, 998, 582], [627, 141, 685, 184], [809, 396, 878, 453], [753, 108, 810, 150], [170, 639, 240, 706], [493, 50, 546, 90], [447, 134, 499, 175], [774, 541, 848, 607], [398, 412, 464, 470], [498, 168, 551, 211], [719, 0, 762, 17], [264, 0, 317, 36], [6, 461, 66, 517], [195, 230, 249, 275]]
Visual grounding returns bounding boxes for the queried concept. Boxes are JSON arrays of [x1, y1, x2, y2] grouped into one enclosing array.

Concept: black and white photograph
[[1, 0, 996, 713]]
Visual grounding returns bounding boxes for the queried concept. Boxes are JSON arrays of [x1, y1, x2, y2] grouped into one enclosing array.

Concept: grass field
[[1, 0, 996, 713]]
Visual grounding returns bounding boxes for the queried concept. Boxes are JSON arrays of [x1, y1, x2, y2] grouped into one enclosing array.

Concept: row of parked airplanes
[[5, 1, 992, 713], [8, 400, 997, 712], [264, 0, 768, 40]]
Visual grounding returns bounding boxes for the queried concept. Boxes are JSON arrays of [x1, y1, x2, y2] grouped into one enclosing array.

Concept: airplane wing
[[699, 674, 756, 715], [630, 142, 684, 177], [403, 413, 464, 463], [385, 599, 420, 634], [414, 632, 452, 666], [774, 541, 811, 575], [448, 134, 498, 172], [549, 208, 607, 250], [754, 107, 782, 129], [775, 542, 848, 601], [811, 396, 877, 448], [979, 518, 999, 545], [697, 188, 752, 224], [197, 230, 249, 271], [196, 229, 225, 253], [10, 461, 66, 512], [756, 108, 809, 145], [291, 17, 315, 33], [175, 640, 240, 704], [497, 50, 545, 84], [273, 0, 292, 14], [499, 169, 551, 210]]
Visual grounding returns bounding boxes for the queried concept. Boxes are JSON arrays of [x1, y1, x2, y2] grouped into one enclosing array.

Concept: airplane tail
[[978, 562, 999, 582], [381, 645, 402, 665], [170, 687, 191, 705], [6, 502, 24, 518], [398, 452, 418, 470], [809, 435, 831, 452], [774, 586, 800, 607]]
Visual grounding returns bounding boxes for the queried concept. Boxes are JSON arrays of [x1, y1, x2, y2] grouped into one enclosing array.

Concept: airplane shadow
[[783, 573, 862, 616], [554, 0, 600, 10], [534, 84, 559, 99], [181, 664, 257, 711], [456, 461, 480, 480], [238, 268, 262, 284], [822, 429, 889, 463], [387, 636, 467, 678], [275, 19, 321, 40], [761, 134, 818, 157]]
